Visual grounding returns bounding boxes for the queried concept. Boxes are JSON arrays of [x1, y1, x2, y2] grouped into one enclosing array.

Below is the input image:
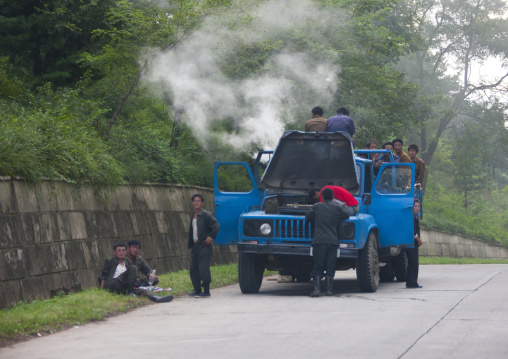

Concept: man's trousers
[[190, 244, 213, 292], [311, 244, 337, 278]]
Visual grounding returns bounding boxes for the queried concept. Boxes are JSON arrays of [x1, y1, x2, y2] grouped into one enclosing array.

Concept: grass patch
[[420, 257, 508, 265], [0, 263, 241, 345]]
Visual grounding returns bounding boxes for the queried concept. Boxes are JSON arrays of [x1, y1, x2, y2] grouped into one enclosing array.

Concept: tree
[[389, 0, 508, 190]]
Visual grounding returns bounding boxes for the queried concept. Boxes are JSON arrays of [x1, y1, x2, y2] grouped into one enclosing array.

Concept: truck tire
[[238, 252, 264, 294], [393, 250, 408, 282], [379, 260, 395, 282], [356, 232, 380, 292]]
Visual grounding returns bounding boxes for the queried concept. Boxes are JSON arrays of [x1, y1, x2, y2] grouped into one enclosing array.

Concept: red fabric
[[320, 185, 359, 207]]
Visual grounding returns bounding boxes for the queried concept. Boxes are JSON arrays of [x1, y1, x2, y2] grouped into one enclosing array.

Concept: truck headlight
[[260, 223, 272, 235]]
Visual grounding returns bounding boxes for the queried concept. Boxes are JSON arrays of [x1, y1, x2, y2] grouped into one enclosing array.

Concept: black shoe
[[310, 276, 321, 297], [188, 291, 201, 297], [148, 294, 174, 303], [406, 284, 423, 288], [325, 277, 334, 296], [196, 292, 210, 298]]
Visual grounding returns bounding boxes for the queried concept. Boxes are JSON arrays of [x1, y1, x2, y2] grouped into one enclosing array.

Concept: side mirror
[[362, 193, 371, 205]]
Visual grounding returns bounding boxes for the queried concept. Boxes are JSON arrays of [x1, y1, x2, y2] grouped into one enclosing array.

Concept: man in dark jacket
[[188, 193, 220, 298], [99, 243, 140, 294], [127, 239, 159, 286], [305, 188, 350, 297]]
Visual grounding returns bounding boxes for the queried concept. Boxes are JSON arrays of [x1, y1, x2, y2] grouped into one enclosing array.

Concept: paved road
[[2, 264, 508, 359]]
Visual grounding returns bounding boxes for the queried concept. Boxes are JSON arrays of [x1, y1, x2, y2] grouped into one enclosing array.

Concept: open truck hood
[[260, 131, 359, 194]]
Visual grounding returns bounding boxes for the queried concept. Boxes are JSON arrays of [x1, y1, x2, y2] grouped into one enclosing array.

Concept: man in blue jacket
[[327, 107, 355, 137]]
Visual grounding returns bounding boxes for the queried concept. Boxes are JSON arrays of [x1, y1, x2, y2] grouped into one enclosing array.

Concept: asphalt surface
[[1, 264, 507, 359]]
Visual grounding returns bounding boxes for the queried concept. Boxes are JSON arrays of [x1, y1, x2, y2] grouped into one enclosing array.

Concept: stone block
[[56, 213, 71, 241], [4, 248, 28, 278], [477, 246, 487, 258], [463, 245, 473, 257], [0, 215, 14, 248], [167, 188, 186, 212], [13, 181, 38, 213], [0, 180, 16, 213], [79, 268, 98, 289], [114, 186, 134, 211], [95, 211, 118, 238], [131, 212, 148, 235], [60, 270, 82, 291], [456, 244, 465, 257], [112, 212, 134, 238], [47, 243, 69, 272], [82, 240, 101, 268], [26, 246, 50, 276], [142, 187, 160, 211], [0, 281, 22, 308], [144, 212, 159, 234], [155, 211, 168, 234], [20, 213, 40, 244], [131, 187, 149, 211], [64, 241, 86, 270], [36, 182, 59, 212], [85, 189, 106, 211], [21, 276, 46, 303], [69, 212, 88, 240], [55, 183, 76, 211], [42, 273, 64, 298], [82, 212, 99, 239], [39, 213, 58, 243]]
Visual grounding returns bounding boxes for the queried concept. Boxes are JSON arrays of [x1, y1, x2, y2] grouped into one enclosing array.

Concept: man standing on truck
[[306, 188, 351, 297], [188, 194, 220, 298]]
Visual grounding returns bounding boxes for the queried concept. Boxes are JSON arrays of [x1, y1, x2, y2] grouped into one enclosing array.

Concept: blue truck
[[213, 131, 416, 293]]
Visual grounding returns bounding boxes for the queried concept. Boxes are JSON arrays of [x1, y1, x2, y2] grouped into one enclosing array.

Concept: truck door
[[369, 163, 415, 248], [214, 162, 264, 245]]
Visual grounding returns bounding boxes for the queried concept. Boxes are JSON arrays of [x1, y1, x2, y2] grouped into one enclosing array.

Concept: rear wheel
[[357, 232, 380, 292], [393, 250, 408, 282], [238, 252, 264, 293]]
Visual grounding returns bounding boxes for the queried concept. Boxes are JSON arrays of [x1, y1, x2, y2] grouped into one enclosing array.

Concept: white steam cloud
[[145, 0, 344, 151]]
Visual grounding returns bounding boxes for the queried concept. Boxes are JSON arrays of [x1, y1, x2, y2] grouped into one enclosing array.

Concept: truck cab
[[214, 131, 415, 293]]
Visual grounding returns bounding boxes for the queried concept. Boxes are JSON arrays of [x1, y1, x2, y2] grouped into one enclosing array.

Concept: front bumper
[[238, 243, 359, 259]]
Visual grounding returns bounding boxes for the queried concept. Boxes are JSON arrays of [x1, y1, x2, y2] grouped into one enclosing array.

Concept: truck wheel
[[238, 252, 264, 294], [357, 232, 380, 292], [379, 260, 395, 282], [393, 250, 408, 282]]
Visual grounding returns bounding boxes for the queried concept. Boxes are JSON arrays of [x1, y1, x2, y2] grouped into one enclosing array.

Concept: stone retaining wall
[[420, 228, 508, 258], [0, 178, 237, 308], [1, 177, 507, 308]]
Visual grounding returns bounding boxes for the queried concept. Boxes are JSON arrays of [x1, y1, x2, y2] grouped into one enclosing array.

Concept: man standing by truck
[[306, 188, 351, 297], [188, 194, 220, 298]]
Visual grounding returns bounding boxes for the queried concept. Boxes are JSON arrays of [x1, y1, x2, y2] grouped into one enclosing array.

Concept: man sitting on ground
[[99, 243, 173, 303], [127, 239, 159, 287], [99, 243, 140, 295]]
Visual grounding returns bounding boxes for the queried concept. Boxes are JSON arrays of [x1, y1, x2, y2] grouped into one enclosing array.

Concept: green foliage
[[0, 289, 145, 342], [421, 180, 508, 245], [0, 85, 124, 187], [420, 257, 508, 265]]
